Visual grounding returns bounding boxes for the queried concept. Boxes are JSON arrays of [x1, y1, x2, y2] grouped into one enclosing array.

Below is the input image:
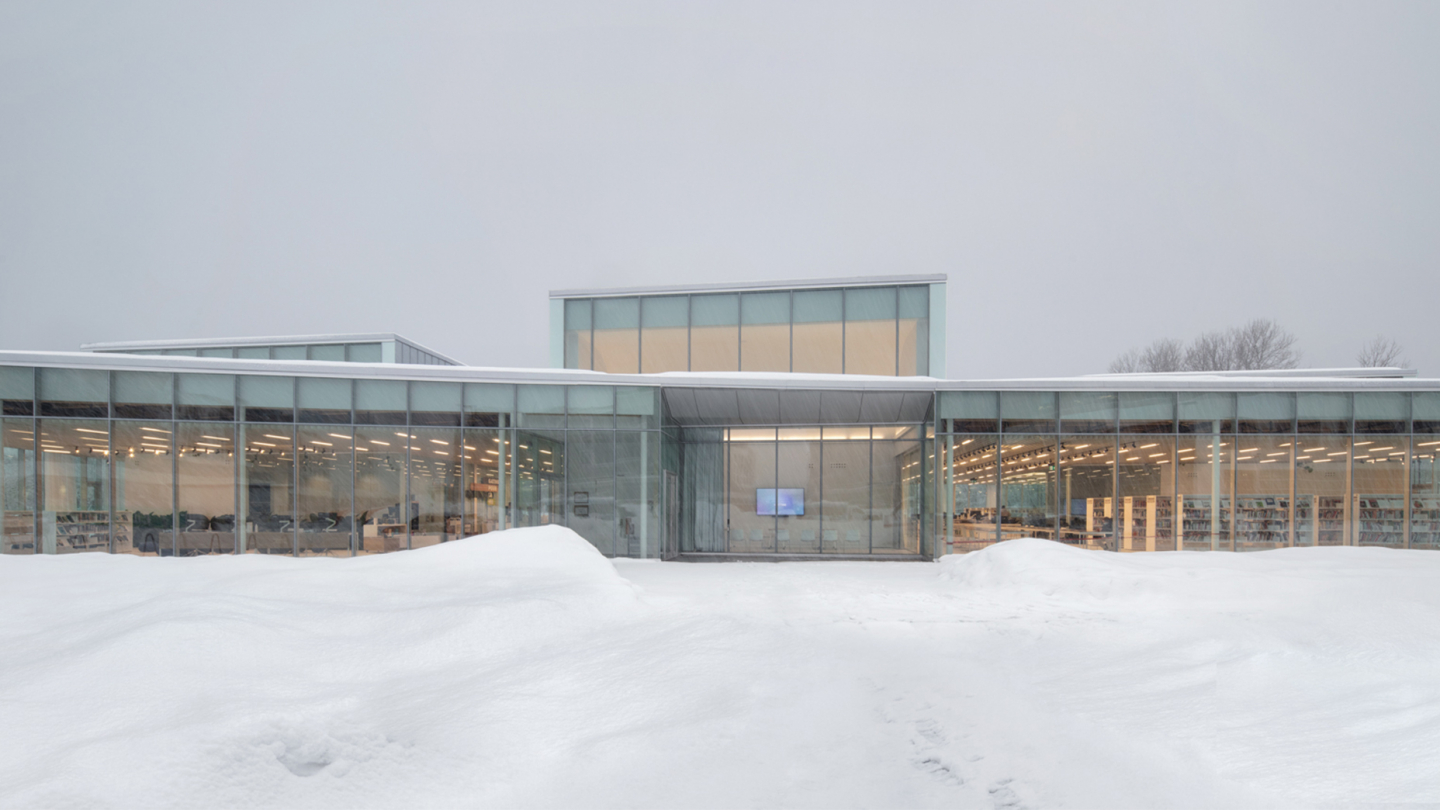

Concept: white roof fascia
[[0, 351, 935, 391], [1083, 367, 1417, 380], [80, 333, 463, 366], [3, 351, 1436, 392], [550, 274, 948, 299]]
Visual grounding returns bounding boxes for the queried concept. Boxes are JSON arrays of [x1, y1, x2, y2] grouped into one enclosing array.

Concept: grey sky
[[2, 1, 1437, 377]]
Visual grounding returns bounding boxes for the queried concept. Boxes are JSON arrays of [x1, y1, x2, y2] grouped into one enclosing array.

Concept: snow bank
[[3, 532, 1440, 808], [0, 526, 639, 809]]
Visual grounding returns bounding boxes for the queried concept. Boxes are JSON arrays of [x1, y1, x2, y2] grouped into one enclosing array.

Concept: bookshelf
[[1295, 495, 1346, 546], [1355, 495, 1405, 547], [1412, 497, 1440, 549], [1121, 495, 1174, 552], [46, 510, 112, 553], [1181, 495, 1230, 550], [1085, 497, 1112, 550], [1234, 496, 1289, 550]]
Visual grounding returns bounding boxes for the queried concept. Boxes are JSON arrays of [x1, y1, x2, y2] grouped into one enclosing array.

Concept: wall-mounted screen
[[756, 488, 805, 516]]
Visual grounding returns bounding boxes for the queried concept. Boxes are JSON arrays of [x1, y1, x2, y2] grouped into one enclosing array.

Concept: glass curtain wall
[[592, 298, 640, 373], [2, 417, 36, 553], [410, 428, 462, 548], [821, 426, 870, 553], [641, 297, 688, 373], [728, 430, 776, 552], [793, 291, 844, 374], [1233, 437, 1292, 551], [176, 423, 235, 555], [242, 424, 295, 554], [355, 427, 407, 553], [776, 428, 821, 552], [2, 368, 677, 558], [38, 420, 110, 553], [111, 422, 174, 556], [873, 430, 922, 554], [843, 288, 897, 376], [298, 427, 352, 556], [691, 294, 740, 372], [680, 430, 726, 553], [678, 424, 926, 556], [1414, 434, 1440, 549], [563, 284, 929, 376], [1352, 437, 1408, 547], [741, 293, 791, 373], [1115, 437, 1175, 552], [897, 287, 928, 378], [941, 434, 998, 552], [1295, 436, 1349, 546]]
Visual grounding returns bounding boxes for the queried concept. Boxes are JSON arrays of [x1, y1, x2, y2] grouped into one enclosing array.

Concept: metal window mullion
[[867, 429, 874, 554], [31, 369, 40, 554], [894, 300, 900, 377], [107, 371, 116, 553], [170, 411, 178, 558], [818, 435, 824, 553], [788, 291, 794, 373], [612, 428, 618, 556], [405, 392, 412, 551], [1404, 436, 1413, 549], [292, 378, 299, 557], [350, 381, 357, 555]]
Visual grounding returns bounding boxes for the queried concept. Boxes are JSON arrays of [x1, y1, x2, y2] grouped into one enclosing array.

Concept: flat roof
[[2, 351, 1436, 393], [79, 333, 462, 365], [549, 274, 948, 299]]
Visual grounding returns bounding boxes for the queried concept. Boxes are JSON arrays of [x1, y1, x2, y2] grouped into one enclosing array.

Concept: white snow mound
[[938, 537, 1160, 600]]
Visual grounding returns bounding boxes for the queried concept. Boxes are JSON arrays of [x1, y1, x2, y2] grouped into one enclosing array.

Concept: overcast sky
[[2, 1, 1436, 377]]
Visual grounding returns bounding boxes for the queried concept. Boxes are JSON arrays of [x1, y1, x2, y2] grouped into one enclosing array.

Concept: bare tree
[[1183, 330, 1235, 372], [1107, 338, 1186, 373], [1142, 337, 1186, 372], [1357, 336, 1406, 368], [1108, 348, 1144, 374], [1230, 318, 1300, 370], [1111, 320, 1301, 373]]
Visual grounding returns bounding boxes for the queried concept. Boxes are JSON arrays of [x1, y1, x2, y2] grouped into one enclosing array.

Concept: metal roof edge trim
[[3, 351, 1437, 392], [549, 273, 948, 299]]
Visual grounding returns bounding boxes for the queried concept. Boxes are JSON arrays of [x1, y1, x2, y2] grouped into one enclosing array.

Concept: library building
[[1, 274, 1437, 561]]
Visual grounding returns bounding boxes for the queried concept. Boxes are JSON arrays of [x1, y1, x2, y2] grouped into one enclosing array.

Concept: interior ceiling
[[661, 387, 933, 426]]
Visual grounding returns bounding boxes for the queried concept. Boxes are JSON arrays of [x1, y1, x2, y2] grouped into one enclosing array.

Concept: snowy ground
[[2, 529, 1438, 809]]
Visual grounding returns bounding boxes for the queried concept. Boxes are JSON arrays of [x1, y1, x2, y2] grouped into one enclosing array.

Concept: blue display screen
[[756, 488, 805, 516]]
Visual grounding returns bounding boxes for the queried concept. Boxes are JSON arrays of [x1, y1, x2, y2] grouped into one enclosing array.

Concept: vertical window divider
[[788, 291, 794, 373], [108, 370, 116, 554], [350, 380, 357, 556], [867, 428, 874, 554], [404, 384, 412, 551], [171, 392, 179, 557], [231, 374, 240, 554], [817, 433, 824, 553]]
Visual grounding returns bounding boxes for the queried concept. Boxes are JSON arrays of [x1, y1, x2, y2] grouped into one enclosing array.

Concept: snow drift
[[3, 531, 1439, 808]]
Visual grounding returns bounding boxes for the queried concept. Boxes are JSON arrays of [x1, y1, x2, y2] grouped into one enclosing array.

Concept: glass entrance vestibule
[[676, 426, 927, 556]]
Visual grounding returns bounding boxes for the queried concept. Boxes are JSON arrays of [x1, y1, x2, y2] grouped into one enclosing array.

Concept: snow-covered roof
[[2, 350, 1436, 393], [79, 333, 462, 365], [549, 273, 947, 299]]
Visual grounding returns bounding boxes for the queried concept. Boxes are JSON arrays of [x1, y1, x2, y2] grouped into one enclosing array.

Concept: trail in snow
[[1, 529, 1437, 808]]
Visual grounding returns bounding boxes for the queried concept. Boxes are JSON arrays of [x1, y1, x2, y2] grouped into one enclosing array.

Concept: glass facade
[[678, 424, 927, 556], [4, 359, 1439, 561], [935, 388, 1439, 554], [0, 367, 666, 558], [92, 339, 456, 365], [561, 283, 932, 376]]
